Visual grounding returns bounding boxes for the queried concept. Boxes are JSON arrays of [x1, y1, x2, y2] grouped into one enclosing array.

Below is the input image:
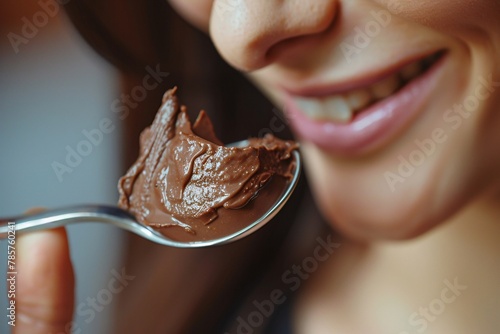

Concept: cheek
[[168, 0, 213, 31], [378, 0, 500, 37]]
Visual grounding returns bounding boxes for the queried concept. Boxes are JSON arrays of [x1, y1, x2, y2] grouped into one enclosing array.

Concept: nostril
[[210, 0, 340, 72], [265, 8, 339, 65]]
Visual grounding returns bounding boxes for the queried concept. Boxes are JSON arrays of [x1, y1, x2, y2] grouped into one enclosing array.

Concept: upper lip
[[279, 49, 446, 98]]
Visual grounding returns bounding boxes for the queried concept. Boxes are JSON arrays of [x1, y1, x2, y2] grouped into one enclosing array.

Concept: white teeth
[[323, 96, 352, 123], [400, 62, 422, 81], [294, 58, 430, 123], [295, 96, 354, 123], [345, 88, 372, 111], [295, 98, 324, 119], [370, 73, 400, 100]]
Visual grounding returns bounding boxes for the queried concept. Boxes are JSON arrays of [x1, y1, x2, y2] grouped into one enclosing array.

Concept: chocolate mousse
[[118, 88, 298, 242]]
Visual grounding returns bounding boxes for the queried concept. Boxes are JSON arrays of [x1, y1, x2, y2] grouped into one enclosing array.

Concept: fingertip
[[17, 227, 73, 290], [15, 227, 75, 334]]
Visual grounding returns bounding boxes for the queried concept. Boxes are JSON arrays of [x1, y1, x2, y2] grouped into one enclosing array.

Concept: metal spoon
[[0, 149, 300, 248]]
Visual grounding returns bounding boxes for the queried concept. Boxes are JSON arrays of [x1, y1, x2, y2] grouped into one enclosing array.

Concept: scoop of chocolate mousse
[[118, 88, 298, 242]]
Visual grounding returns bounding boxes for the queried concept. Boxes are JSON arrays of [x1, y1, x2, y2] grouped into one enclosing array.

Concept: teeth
[[370, 73, 400, 100], [345, 88, 372, 111], [323, 96, 352, 123], [295, 98, 325, 119], [400, 62, 422, 81], [294, 56, 433, 124], [296, 96, 354, 123]]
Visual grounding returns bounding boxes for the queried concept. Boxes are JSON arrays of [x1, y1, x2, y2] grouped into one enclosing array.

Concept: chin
[[300, 141, 482, 241]]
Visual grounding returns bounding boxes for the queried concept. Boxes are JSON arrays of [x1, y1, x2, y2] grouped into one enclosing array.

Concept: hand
[[13, 221, 75, 334]]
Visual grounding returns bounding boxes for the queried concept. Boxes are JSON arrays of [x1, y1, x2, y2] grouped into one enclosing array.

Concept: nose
[[210, 0, 339, 71]]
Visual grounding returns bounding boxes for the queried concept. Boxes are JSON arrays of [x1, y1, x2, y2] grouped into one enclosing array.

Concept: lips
[[283, 51, 447, 155]]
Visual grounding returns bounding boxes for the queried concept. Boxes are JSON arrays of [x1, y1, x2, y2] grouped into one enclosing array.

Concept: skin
[[12, 1, 500, 333], [14, 210, 74, 334]]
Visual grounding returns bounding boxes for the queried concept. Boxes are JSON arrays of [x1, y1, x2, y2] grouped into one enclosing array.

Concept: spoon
[[0, 150, 300, 248]]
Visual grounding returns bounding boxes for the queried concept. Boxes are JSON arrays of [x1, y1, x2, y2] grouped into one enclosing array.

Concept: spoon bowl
[[0, 150, 300, 248]]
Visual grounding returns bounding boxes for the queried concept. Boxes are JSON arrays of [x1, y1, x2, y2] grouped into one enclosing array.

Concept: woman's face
[[168, 0, 500, 240]]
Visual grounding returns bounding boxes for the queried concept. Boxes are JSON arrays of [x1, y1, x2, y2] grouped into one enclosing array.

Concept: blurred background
[[0, 2, 125, 333]]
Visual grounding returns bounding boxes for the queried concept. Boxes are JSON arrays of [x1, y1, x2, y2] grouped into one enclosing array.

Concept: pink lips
[[283, 55, 447, 156]]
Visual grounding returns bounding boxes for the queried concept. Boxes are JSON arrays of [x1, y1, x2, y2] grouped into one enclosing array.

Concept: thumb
[[13, 226, 75, 334]]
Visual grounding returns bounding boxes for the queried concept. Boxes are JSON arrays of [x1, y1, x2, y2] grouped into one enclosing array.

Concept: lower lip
[[283, 56, 447, 156]]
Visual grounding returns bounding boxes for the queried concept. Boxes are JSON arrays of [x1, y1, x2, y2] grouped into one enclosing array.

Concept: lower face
[[171, 0, 500, 240], [256, 1, 500, 240]]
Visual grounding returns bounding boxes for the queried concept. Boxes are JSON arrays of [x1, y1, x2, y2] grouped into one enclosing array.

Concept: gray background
[[1, 13, 125, 334]]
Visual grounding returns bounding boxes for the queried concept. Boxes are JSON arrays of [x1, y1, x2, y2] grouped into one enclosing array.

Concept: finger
[[14, 227, 75, 334]]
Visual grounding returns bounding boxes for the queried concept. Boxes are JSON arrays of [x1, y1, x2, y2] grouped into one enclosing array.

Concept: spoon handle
[[0, 205, 133, 239]]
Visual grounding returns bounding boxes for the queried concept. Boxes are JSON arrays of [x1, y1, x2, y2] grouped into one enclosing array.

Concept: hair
[[64, 1, 327, 333]]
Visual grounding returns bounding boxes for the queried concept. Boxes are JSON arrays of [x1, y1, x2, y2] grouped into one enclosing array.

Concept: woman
[[14, 1, 500, 333]]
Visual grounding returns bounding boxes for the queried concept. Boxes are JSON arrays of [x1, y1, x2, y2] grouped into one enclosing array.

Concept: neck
[[297, 191, 500, 333]]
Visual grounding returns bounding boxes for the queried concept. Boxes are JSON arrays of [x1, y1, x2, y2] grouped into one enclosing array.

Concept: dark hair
[[64, 2, 323, 333]]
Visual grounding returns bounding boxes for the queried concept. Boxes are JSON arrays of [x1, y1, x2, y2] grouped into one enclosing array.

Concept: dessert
[[118, 88, 298, 242]]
